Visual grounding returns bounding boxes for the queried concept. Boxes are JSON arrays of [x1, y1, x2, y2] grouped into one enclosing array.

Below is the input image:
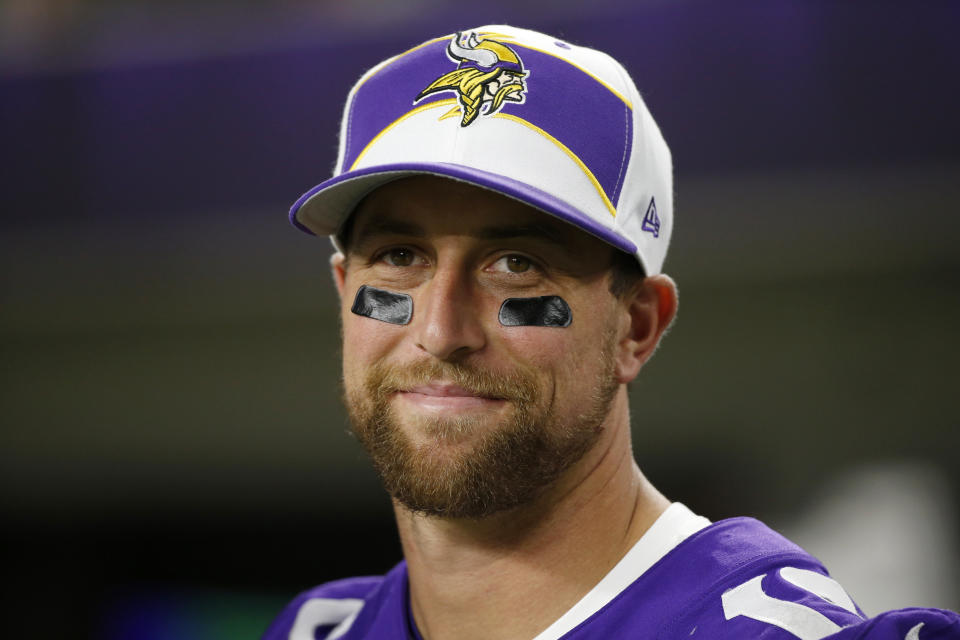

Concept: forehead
[[346, 176, 611, 253]]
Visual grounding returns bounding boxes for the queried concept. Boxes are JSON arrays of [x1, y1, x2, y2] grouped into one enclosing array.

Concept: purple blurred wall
[[3, 2, 958, 228]]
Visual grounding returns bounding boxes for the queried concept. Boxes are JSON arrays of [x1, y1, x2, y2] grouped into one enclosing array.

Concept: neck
[[394, 388, 670, 640]]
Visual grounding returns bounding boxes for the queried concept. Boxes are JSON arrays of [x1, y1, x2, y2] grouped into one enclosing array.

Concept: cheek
[[341, 311, 403, 383], [494, 299, 616, 383], [493, 324, 581, 371], [492, 325, 609, 418]]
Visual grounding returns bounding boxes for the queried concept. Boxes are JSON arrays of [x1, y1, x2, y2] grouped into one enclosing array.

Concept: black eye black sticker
[[351, 285, 413, 325], [499, 296, 572, 328]]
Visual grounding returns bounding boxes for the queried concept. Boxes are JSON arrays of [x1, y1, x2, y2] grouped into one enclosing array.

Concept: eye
[[380, 247, 417, 267], [491, 254, 534, 274]]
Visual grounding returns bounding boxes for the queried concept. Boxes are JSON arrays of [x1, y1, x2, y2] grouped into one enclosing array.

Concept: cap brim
[[290, 162, 637, 255]]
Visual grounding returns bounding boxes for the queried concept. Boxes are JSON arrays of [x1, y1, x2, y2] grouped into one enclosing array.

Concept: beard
[[345, 335, 620, 519]]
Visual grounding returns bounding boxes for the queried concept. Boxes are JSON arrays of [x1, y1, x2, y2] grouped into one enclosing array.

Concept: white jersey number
[[289, 597, 364, 640], [721, 567, 861, 640]]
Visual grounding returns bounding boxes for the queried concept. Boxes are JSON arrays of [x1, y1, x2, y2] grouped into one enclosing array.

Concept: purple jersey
[[263, 506, 960, 639]]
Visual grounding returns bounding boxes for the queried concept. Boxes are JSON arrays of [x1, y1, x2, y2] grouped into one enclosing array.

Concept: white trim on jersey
[[531, 502, 711, 640]]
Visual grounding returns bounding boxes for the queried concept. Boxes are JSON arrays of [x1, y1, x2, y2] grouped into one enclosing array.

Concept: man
[[264, 25, 959, 640]]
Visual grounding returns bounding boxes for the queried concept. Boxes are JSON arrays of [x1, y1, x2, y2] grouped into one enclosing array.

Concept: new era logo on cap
[[290, 25, 674, 275], [642, 197, 660, 238]]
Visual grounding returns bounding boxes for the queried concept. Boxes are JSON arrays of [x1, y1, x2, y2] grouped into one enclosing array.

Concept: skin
[[332, 175, 678, 640]]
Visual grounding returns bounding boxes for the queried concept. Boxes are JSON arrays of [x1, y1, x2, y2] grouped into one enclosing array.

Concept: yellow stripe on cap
[[348, 101, 618, 219], [348, 99, 458, 170], [493, 112, 618, 217]]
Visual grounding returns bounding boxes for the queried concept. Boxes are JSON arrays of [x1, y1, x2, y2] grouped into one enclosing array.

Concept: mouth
[[395, 383, 507, 411]]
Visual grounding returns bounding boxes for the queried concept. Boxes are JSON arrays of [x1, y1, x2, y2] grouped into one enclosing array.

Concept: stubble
[[344, 332, 620, 519]]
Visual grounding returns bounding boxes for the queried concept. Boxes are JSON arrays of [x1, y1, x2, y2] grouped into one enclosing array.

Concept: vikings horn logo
[[416, 31, 529, 127]]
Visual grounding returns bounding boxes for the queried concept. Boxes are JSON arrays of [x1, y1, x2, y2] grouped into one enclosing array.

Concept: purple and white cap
[[290, 25, 673, 275]]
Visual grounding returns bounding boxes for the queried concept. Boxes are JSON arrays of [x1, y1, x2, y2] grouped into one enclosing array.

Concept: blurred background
[[2, 0, 958, 637]]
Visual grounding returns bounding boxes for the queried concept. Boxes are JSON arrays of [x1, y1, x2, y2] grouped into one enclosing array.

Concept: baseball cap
[[290, 25, 673, 275]]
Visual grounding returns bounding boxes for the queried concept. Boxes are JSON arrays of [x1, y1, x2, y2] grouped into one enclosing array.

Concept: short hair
[[608, 249, 646, 298]]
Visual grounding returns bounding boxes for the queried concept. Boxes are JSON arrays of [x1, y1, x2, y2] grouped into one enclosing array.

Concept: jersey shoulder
[[559, 516, 859, 639], [643, 517, 868, 640], [657, 518, 960, 640], [261, 570, 395, 640], [823, 607, 960, 640]]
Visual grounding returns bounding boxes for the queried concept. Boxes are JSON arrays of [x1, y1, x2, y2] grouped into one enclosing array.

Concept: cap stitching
[[611, 101, 630, 209]]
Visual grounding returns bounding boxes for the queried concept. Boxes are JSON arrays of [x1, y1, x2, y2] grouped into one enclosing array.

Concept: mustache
[[366, 358, 536, 403]]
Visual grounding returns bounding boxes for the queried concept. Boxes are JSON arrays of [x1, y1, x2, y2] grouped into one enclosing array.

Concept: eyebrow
[[476, 223, 565, 245], [351, 218, 426, 247], [351, 216, 567, 249]]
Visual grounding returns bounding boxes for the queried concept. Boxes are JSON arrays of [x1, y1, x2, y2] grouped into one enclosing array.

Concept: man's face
[[336, 176, 630, 519]]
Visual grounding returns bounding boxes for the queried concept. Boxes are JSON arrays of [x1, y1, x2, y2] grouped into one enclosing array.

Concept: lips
[[406, 384, 491, 398], [396, 383, 505, 410]]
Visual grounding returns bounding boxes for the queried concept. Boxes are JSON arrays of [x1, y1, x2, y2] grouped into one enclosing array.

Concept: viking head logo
[[416, 31, 529, 127]]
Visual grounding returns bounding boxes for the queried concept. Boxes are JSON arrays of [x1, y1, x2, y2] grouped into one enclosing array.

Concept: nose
[[413, 267, 486, 361]]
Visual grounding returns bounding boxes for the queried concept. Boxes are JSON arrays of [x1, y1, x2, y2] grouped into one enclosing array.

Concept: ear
[[614, 274, 678, 383], [331, 251, 346, 299]]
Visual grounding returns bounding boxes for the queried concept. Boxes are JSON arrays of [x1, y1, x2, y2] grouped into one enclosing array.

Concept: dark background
[[2, 1, 958, 637]]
